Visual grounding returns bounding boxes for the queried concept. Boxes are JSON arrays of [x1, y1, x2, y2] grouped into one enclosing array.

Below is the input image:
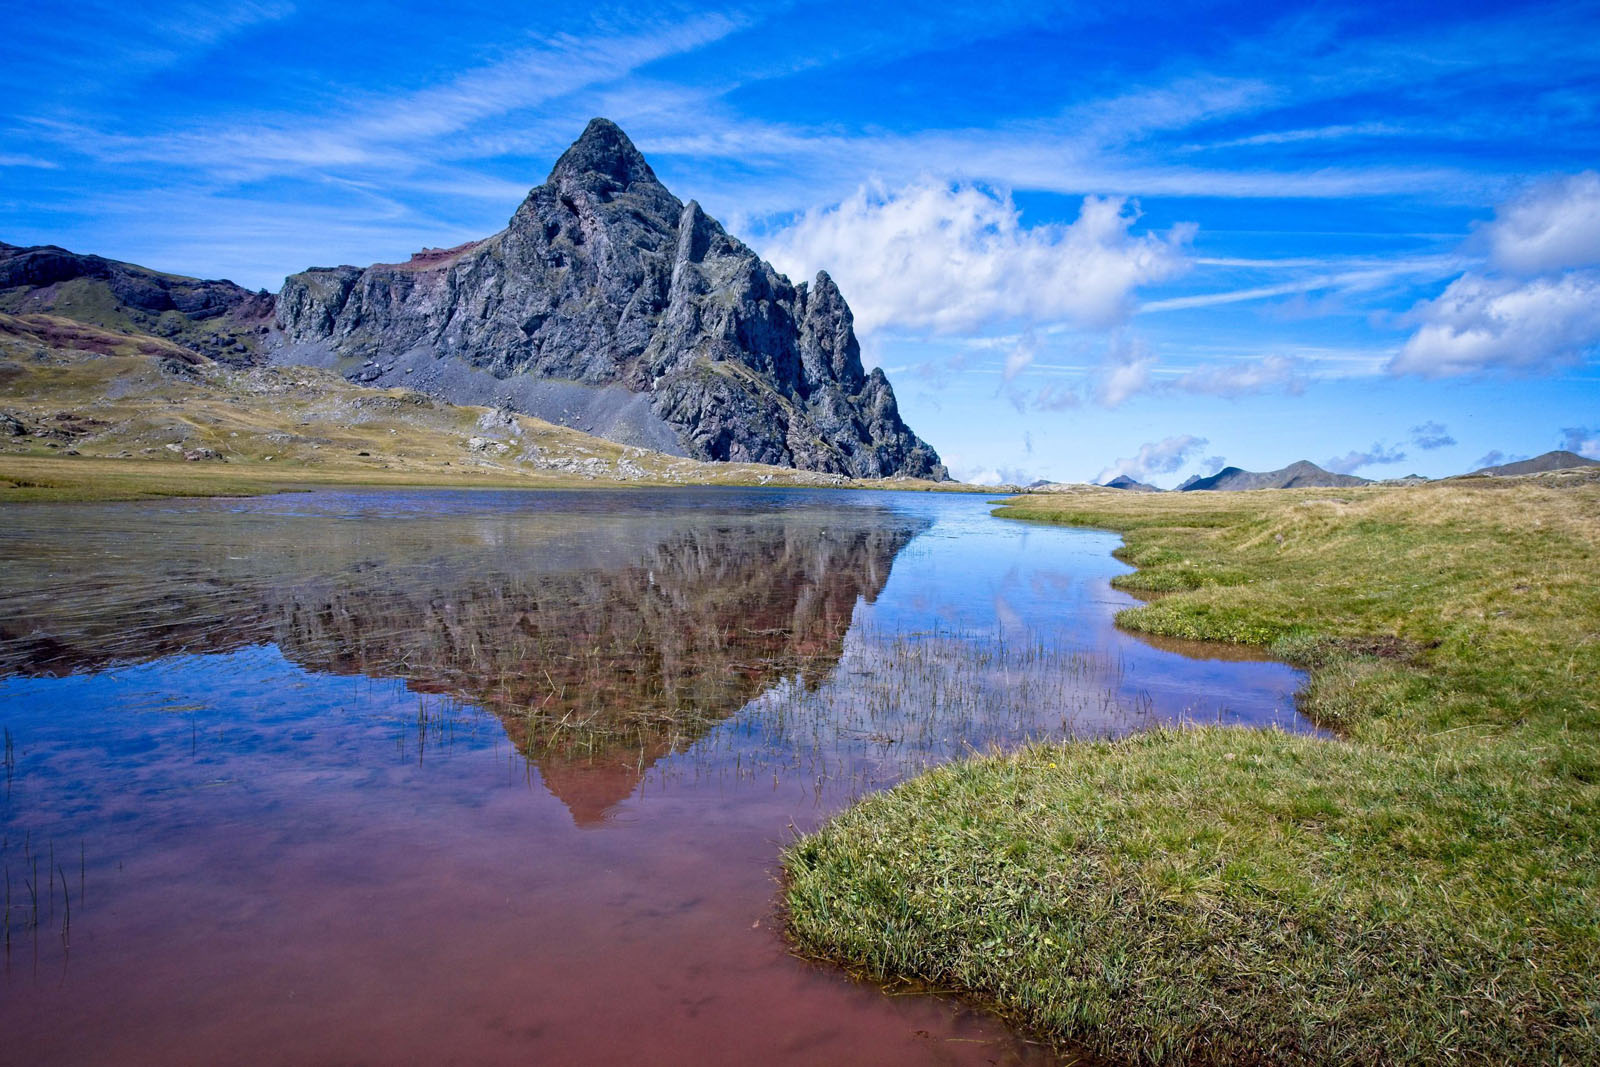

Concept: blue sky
[[3, 0, 1598, 484]]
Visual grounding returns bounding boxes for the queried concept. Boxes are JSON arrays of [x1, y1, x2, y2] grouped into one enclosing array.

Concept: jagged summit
[[274, 118, 946, 479], [547, 117, 663, 193]]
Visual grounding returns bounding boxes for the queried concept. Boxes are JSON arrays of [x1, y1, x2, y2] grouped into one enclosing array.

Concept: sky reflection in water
[[0, 488, 1308, 1064]]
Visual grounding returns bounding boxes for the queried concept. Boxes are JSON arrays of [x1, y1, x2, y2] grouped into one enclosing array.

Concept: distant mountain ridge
[[1469, 450, 1598, 477], [0, 241, 274, 362], [272, 119, 945, 480], [1177, 460, 1370, 492], [1102, 474, 1161, 492]]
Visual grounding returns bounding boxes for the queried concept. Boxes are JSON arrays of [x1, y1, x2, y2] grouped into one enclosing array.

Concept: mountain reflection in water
[[0, 492, 924, 824], [0, 488, 1311, 1065]]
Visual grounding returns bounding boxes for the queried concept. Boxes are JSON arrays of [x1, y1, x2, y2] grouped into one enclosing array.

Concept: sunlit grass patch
[[786, 473, 1600, 1064]]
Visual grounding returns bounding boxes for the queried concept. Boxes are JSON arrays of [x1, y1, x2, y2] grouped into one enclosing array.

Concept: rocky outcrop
[[274, 119, 945, 479], [1177, 460, 1370, 491], [0, 241, 275, 362]]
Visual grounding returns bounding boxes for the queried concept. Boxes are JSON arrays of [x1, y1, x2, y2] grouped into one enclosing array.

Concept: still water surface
[[0, 488, 1310, 1063]]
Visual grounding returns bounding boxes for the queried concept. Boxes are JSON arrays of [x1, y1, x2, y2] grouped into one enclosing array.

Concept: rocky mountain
[[273, 119, 945, 480], [1177, 460, 1370, 492], [0, 240, 275, 362], [1469, 450, 1598, 477], [1102, 474, 1161, 492]]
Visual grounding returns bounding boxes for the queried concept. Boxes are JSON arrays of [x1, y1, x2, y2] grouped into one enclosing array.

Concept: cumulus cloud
[[1324, 442, 1407, 475], [1560, 426, 1600, 458], [1095, 434, 1209, 485], [1484, 172, 1600, 275], [1199, 454, 1230, 475], [1391, 272, 1600, 376], [1392, 173, 1600, 378], [952, 464, 1039, 487], [1409, 421, 1456, 450], [762, 181, 1193, 336], [1473, 450, 1525, 469]]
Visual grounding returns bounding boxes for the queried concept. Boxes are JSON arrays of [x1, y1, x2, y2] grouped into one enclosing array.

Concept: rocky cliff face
[[274, 119, 945, 479]]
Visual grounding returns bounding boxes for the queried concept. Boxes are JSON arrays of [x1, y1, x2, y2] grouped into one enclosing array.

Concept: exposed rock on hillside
[[274, 119, 945, 479], [1102, 474, 1161, 492], [1177, 460, 1370, 491]]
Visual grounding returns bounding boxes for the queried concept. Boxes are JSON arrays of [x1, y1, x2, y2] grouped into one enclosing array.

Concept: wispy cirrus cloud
[[46, 13, 750, 181], [1086, 340, 1307, 409]]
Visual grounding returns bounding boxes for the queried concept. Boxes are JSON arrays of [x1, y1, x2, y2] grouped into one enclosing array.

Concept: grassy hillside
[[785, 475, 1600, 1064], [0, 311, 954, 501]]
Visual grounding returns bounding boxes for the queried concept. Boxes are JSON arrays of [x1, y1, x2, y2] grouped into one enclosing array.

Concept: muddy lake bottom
[[0, 488, 1311, 1064]]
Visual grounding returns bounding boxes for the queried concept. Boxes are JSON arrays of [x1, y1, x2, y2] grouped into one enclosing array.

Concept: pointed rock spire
[[547, 117, 660, 191]]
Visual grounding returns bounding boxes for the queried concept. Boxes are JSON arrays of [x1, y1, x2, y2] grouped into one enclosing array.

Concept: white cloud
[[0, 154, 61, 169], [1324, 442, 1407, 475], [1473, 449, 1527, 469], [1032, 383, 1081, 412], [1003, 334, 1038, 382], [1390, 271, 1600, 377], [1186, 122, 1406, 150], [1095, 434, 1209, 485], [1560, 426, 1600, 459], [951, 464, 1039, 487], [1176, 354, 1306, 397], [1409, 421, 1456, 450], [761, 182, 1192, 336], [49, 14, 747, 182], [1484, 172, 1600, 275], [1089, 334, 1157, 408], [1087, 344, 1306, 408], [1392, 173, 1600, 378]]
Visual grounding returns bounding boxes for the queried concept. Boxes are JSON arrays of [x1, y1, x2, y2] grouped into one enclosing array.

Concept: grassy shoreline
[[0, 453, 971, 504], [784, 473, 1600, 1064]]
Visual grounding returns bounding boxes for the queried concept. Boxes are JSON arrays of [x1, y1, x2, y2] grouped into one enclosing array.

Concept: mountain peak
[[547, 118, 659, 190]]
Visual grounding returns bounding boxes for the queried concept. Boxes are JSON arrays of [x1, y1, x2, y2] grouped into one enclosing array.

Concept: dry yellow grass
[[0, 324, 960, 501]]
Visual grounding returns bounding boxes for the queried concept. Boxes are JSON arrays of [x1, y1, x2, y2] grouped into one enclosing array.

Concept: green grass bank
[[784, 472, 1600, 1064]]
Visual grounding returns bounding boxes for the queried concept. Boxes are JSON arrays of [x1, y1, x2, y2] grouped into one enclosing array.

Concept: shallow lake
[[0, 488, 1310, 1063]]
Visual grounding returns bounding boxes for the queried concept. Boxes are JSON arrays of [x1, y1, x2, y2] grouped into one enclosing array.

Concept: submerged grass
[[784, 471, 1600, 1064]]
